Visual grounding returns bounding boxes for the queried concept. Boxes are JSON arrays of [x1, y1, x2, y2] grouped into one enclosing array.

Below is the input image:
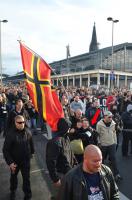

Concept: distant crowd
[[1, 81, 132, 200]]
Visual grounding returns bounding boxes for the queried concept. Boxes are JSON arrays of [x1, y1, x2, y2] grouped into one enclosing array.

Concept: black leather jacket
[[3, 127, 34, 165], [58, 164, 119, 200]]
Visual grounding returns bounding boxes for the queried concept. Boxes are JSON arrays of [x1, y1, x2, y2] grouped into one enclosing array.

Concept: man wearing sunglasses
[[3, 115, 34, 200], [96, 111, 121, 182]]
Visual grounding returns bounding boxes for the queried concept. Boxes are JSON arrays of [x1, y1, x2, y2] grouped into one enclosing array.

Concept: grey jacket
[[96, 119, 117, 146]]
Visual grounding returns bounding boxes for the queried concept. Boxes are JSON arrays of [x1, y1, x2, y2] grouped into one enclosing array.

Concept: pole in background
[[66, 44, 70, 73], [107, 17, 119, 89], [124, 45, 126, 72], [0, 19, 8, 87]]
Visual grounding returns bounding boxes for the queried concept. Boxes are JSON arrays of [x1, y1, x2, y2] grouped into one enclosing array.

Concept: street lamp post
[[66, 44, 70, 73], [107, 17, 119, 89], [0, 19, 8, 87]]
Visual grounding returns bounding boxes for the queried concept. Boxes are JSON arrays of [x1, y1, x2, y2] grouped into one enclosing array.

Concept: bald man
[[57, 145, 119, 200]]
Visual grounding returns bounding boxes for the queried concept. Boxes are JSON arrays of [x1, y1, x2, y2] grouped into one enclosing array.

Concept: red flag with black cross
[[19, 42, 64, 131]]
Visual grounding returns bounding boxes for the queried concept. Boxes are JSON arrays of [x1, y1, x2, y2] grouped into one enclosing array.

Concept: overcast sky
[[1, 0, 132, 75]]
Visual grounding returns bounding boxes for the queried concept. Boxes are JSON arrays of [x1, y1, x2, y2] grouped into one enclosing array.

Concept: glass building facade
[[50, 43, 132, 75]]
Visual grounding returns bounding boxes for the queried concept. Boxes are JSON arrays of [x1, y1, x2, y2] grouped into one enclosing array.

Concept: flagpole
[[18, 40, 63, 86]]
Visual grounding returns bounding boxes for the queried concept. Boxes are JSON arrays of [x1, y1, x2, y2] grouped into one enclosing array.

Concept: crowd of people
[[1, 81, 132, 200], [46, 85, 132, 199]]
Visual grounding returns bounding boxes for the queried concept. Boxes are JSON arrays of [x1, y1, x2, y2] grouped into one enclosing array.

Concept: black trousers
[[0, 117, 7, 136], [122, 131, 132, 156], [101, 144, 119, 176], [10, 162, 32, 198]]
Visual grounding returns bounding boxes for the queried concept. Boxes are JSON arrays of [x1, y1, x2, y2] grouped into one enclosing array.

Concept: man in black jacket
[[3, 115, 34, 200], [121, 104, 132, 156], [58, 145, 119, 200], [46, 118, 76, 199]]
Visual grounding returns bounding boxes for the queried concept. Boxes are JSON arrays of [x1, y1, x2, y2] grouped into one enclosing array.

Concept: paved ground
[[0, 131, 132, 200], [0, 133, 53, 200], [116, 139, 132, 200]]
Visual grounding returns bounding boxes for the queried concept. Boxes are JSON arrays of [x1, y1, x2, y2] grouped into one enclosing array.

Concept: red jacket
[[106, 95, 116, 111]]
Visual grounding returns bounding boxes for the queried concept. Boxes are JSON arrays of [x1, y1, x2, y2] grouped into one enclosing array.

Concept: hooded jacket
[[57, 164, 119, 200], [46, 118, 76, 183], [96, 119, 117, 146]]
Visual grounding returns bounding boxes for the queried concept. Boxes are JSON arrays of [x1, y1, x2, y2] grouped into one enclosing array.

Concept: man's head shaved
[[83, 145, 102, 174], [84, 145, 102, 158]]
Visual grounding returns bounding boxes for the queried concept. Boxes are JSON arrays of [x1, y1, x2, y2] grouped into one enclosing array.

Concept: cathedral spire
[[89, 22, 98, 52]]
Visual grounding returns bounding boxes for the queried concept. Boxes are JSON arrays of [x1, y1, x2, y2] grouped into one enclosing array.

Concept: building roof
[[89, 22, 98, 52]]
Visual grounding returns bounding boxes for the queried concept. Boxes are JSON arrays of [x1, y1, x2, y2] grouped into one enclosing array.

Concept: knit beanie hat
[[104, 110, 113, 117]]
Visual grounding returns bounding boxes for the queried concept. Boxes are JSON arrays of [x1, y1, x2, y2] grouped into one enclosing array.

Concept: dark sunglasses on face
[[16, 121, 25, 124]]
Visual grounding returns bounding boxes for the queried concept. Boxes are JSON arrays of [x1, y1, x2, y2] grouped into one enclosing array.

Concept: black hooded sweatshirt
[[46, 118, 76, 183]]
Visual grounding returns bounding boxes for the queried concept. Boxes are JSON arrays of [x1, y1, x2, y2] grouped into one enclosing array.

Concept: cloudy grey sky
[[0, 0, 132, 75]]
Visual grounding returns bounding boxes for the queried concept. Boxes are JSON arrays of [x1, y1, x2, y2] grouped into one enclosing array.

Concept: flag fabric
[[91, 108, 101, 126], [20, 42, 64, 131]]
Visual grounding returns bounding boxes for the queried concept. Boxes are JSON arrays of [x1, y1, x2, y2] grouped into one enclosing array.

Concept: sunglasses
[[16, 121, 25, 124], [108, 116, 112, 118]]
